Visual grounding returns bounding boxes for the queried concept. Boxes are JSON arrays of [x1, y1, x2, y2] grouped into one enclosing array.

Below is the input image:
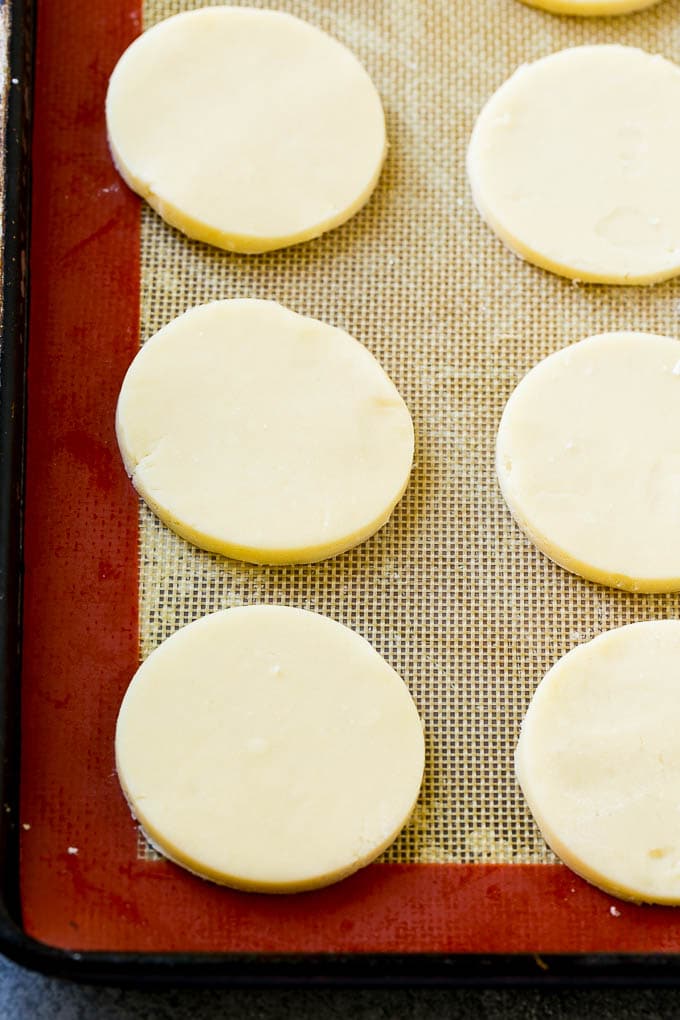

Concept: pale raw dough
[[496, 332, 680, 592], [115, 605, 425, 892], [516, 621, 680, 905], [467, 45, 680, 284], [518, 0, 659, 14], [105, 6, 386, 253], [116, 299, 414, 564]]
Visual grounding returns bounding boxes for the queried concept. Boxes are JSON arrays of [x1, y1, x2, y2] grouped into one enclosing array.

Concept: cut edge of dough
[[467, 160, 680, 285], [466, 48, 680, 286], [495, 332, 680, 593], [115, 605, 426, 893], [118, 770, 423, 894], [107, 134, 387, 255], [495, 442, 680, 593], [105, 5, 388, 255], [515, 742, 680, 905], [515, 625, 680, 905], [115, 300, 415, 564], [516, 0, 659, 16], [125, 454, 413, 565]]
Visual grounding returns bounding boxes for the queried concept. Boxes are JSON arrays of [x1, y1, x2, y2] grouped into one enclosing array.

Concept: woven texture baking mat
[[137, 0, 680, 866]]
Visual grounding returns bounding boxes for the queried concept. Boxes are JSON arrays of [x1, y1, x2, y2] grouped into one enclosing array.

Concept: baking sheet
[[140, 0, 680, 868], [16, 0, 680, 961]]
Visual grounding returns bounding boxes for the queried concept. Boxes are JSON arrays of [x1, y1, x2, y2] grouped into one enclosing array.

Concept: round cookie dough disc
[[115, 606, 425, 892], [517, 0, 659, 14], [516, 621, 680, 904], [106, 6, 386, 253], [496, 331, 680, 592], [467, 45, 680, 284], [116, 299, 414, 564]]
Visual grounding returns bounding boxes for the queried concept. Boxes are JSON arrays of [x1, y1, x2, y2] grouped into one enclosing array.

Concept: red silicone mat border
[[17, 0, 680, 955]]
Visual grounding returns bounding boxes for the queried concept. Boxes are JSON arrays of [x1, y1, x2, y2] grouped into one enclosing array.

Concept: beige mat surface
[[136, 0, 680, 865]]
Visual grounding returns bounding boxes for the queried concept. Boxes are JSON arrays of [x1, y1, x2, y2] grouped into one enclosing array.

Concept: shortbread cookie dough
[[496, 331, 680, 592], [116, 299, 414, 564], [518, 0, 659, 14], [116, 606, 425, 892], [517, 621, 680, 904], [467, 46, 680, 283], [106, 6, 386, 253]]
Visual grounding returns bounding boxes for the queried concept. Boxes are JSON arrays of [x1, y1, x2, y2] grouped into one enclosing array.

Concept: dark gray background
[[2, 955, 680, 1019]]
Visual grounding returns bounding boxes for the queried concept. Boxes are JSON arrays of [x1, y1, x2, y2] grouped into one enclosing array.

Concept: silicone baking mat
[[18, 0, 680, 955]]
